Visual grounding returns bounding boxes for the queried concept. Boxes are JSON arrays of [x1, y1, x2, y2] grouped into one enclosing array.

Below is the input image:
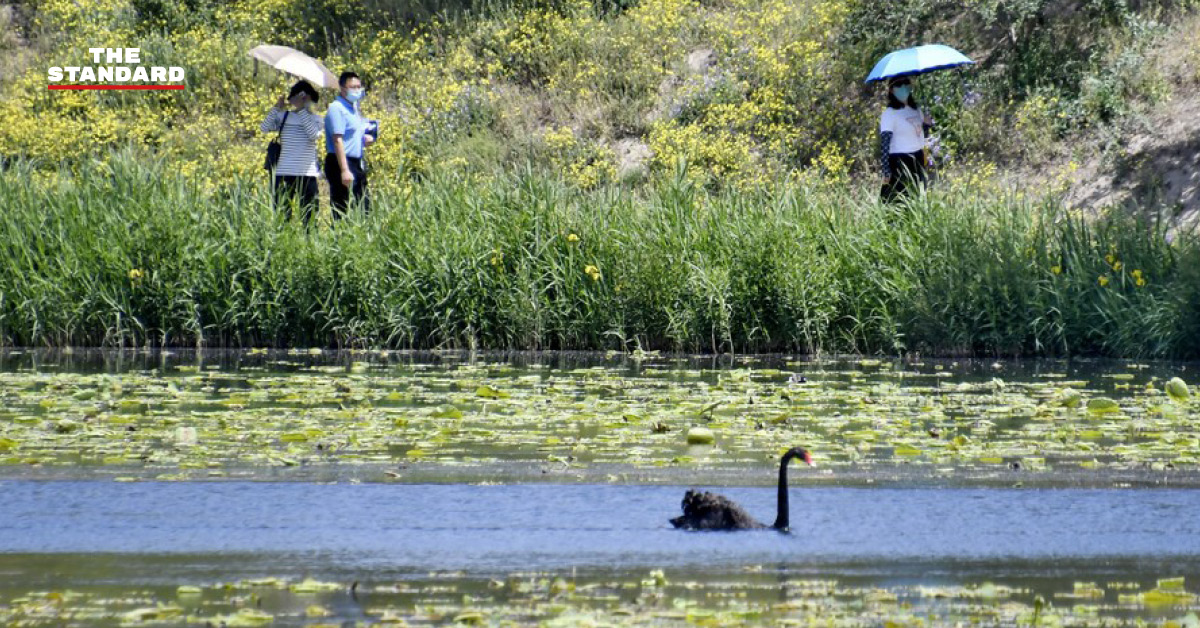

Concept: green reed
[[1, 154, 1197, 357]]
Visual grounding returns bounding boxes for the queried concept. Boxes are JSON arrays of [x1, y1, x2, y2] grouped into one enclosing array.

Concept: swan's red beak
[[803, 451, 814, 466]]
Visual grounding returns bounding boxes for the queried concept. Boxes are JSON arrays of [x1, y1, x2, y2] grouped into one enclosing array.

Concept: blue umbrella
[[865, 44, 974, 83]]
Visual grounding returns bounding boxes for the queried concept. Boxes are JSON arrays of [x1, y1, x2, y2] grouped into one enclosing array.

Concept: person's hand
[[341, 169, 354, 188], [364, 134, 375, 147], [276, 95, 287, 110], [883, 176, 892, 185]]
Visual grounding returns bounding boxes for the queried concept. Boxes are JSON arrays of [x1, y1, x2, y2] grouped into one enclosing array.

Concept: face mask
[[346, 88, 364, 103], [892, 85, 911, 102]]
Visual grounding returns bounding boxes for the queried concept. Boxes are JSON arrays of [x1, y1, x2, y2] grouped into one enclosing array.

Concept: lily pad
[[432, 405, 464, 419], [1086, 398, 1120, 414], [290, 578, 342, 594], [686, 427, 715, 445], [1166, 378, 1190, 402], [225, 609, 275, 627], [475, 385, 510, 399], [1058, 389, 1082, 409]]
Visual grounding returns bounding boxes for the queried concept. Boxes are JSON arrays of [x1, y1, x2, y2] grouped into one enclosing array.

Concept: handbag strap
[[278, 110, 289, 141]]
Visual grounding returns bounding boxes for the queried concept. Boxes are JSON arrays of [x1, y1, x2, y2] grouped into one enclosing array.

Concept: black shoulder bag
[[264, 110, 290, 172]]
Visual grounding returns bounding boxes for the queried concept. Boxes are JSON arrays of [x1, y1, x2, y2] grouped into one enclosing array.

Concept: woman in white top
[[878, 77, 933, 203], [261, 80, 324, 226]]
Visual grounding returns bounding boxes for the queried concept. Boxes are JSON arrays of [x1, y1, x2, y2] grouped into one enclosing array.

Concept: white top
[[879, 106, 926, 154], [260, 107, 323, 177]]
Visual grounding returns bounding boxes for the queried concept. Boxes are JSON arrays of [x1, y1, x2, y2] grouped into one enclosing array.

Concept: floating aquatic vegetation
[[1087, 397, 1121, 414], [1168, 378, 1191, 402], [685, 427, 715, 445], [289, 579, 343, 594], [0, 355, 1196, 483], [2, 569, 1196, 627]]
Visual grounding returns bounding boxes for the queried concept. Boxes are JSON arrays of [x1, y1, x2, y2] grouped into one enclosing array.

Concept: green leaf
[[1166, 378, 1191, 402], [432, 405, 464, 419], [685, 427, 715, 445], [1086, 398, 1120, 414], [476, 385, 510, 399]]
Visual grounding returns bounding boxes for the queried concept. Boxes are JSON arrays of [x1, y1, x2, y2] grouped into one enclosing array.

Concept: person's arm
[[326, 104, 354, 187], [880, 131, 893, 180], [334, 136, 353, 186], [879, 110, 893, 181], [301, 112, 322, 141], [260, 99, 284, 133]]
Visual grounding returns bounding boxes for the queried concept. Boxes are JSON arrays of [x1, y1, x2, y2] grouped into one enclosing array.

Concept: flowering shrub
[[540, 126, 617, 188], [0, 0, 1184, 197]]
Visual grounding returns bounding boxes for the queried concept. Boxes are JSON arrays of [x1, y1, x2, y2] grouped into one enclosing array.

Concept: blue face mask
[[892, 85, 911, 102], [346, 88, 364, 103]]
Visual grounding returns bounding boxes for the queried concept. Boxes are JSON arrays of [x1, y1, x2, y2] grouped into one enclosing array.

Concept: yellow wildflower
[[1098, 275, 1109, 287], [584, 264, 601, 281], [1051, 265, 1062, 275], [1131, 269, 1143, 279], [1136, 277, 1146, 287], [490, 249, 503, 267], [128, 268, 144, 281], [567, 233, 580, 243], [1112, 261, 1123, 271], [1104, 254, 1114, 264]]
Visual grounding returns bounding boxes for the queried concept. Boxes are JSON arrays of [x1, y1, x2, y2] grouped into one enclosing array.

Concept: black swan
[[670, 446, 813, 531]]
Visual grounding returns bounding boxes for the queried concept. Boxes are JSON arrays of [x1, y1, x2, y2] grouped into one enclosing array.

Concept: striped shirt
[[260, 107, 324, 177]]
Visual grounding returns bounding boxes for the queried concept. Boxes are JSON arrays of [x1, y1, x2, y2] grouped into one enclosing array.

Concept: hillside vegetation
[[2, 0, 1194, 187], [1, 0, 1199, 355]]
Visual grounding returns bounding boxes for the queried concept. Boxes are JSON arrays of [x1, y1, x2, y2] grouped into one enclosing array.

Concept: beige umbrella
[[248, 45, 338, 89]]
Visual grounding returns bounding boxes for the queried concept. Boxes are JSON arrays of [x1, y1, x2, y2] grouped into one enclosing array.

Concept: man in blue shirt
[[324, 71, 375, 217]]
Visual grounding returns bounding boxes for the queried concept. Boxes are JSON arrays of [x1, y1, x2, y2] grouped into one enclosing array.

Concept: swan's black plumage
[[670, 447, 812, 531]]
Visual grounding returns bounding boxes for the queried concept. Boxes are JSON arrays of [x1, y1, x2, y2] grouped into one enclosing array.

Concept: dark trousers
[[881, 151, 927, 203], [325, 154, 369, 218], [273, 175, 318, 226]]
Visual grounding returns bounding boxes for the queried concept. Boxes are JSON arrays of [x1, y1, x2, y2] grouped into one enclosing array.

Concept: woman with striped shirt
[[261, 80, 324, 226]]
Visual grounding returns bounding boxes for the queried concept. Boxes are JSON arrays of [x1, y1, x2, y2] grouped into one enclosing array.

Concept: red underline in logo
[[47, 84, 185, 91]]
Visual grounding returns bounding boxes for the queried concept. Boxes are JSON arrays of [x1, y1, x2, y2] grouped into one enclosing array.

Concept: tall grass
[[2, 154, 1197, 357]]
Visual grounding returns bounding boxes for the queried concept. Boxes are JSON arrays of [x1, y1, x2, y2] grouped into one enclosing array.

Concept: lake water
[[3, 481, 1199, 575], [2, 350, 1199, 625]]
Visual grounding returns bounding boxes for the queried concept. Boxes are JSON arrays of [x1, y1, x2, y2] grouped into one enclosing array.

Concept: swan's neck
[[772, 451, 796, 530]]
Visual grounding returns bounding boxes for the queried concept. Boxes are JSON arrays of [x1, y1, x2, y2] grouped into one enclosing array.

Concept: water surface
[[4, 481, 1199, 573], [3, 349, 1199, 485]]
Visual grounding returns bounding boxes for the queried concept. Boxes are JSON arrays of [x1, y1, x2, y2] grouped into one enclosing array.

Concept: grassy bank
[[2, 156, 1198, 356], [3, 1, 1199, 356]]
